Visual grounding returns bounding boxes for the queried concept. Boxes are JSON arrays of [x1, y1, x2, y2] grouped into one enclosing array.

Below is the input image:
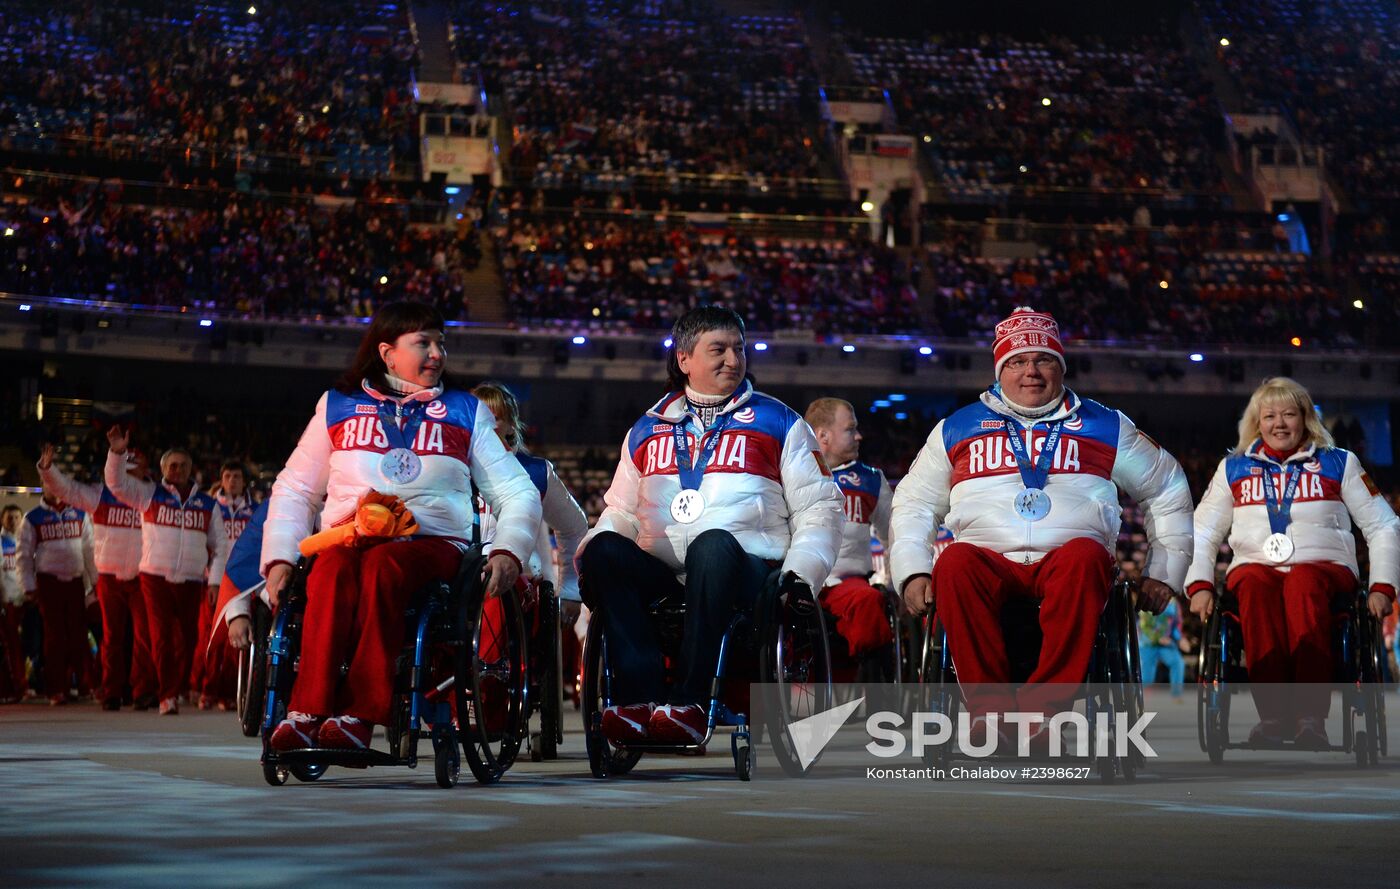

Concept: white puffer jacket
[[39, 464, 143, 580], [578, 381, 845, 589], [262, 383, 542, 572], [889, 387, 1194, 592], [105, 456, 227, 585], [1186, 441, 1400, 595]]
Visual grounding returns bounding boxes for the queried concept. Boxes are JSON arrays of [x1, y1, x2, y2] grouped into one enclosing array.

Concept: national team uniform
[[263, 383, 540, 728], [579, 380, 844, 708], [192, 492, 254, 703], [477, 451, 587, 602], [1187, 440, 1400, 724], [104, 457, 227, 706], [890, 387, 1192, 717], [823, 460, 895, 658], [1, 530, 27, 699], [19, 503, 97, 699], [39, 463, 148, 704]]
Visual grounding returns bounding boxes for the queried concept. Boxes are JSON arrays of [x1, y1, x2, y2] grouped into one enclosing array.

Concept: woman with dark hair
[[260, 302, 542, 751]]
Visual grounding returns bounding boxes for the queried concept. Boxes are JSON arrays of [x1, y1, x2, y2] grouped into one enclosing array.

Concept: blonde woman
[[1186, 377, 1398, 749]]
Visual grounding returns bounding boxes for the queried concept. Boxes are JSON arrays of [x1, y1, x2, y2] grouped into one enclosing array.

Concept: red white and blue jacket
[[104, 457, 227, 585], [580, 380, 845, 589], [39, 463, 143, 580], [263, 382, 541, 572], [217, 493, 255, 550], [829, 460, 892, 583], [1, 531, 21, 605], [19, 502, 96, 591], [890, 387, 1193, 592], [1187, 440, 1400, 597], [478, 451, 588, 602]]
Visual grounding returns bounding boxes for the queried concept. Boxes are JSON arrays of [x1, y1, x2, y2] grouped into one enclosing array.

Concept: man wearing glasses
[[888, 307, 1193, 748]]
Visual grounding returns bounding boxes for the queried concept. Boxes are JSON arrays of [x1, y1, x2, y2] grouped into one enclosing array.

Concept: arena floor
[[1, 691, 1396, 888]]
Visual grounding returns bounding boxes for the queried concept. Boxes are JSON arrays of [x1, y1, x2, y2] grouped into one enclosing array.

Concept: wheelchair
[[917, 577, 1145, 783], [825, 581, 905, 688], [523, 578, 564, 762], [257, 547, 531, 787], [1197, 587, 1388, 768], [582, 571, 834, 781], [235, 591, 272, 738]]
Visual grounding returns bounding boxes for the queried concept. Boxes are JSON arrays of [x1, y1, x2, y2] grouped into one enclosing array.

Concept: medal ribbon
[[1260, 460, 1304, 535], [1002, 419, 1062, 491], [376, 400, 426, 452], [673, 412, 733, 492]]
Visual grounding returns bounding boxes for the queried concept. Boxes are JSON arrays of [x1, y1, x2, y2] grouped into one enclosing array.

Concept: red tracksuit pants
[[821, 576, 895, 657], [190, 585, 238, 701], [290, 538, 462, 725], [96, 574, 147, 702], [1227, 561, 1354, 724], [933, 538, 1114, 718], [140, 574, 202, 702], [34, 574, 89, 698]]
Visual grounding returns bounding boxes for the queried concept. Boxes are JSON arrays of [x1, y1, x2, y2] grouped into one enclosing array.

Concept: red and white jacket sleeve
[[468, 401, 542, 568], [1185, 460, 1233, 596], [778, 419, 845, 590], [81, 514, 97, 591], [206, 508, 228, 588], [578, 436, 643, 561], [1341, 452, 1400, 599], [889, 420, 953, 593], [18, 518, 37, 593], [1110, 413, 1193, 592], [263, 393, 334, 572], [872, 470, 894, 550], [542, 463, 588, 601], [104, 450, 156, 512], [38, 464, 102, 513]]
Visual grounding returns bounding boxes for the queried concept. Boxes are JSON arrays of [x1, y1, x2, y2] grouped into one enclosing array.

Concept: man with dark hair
[[192, 460, 254, 709], [577, 306, 844, 744]]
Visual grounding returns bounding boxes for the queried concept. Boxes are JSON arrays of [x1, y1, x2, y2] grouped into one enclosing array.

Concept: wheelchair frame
[[917, 577, 1146, 783], [581, 573, 835, 781], [1196, 586, 1389, 767], [257, 547, 531, 787]]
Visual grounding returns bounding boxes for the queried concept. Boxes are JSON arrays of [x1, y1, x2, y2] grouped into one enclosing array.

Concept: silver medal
[[1262, 532, 1294, 563], [670, 489, 706, 524], [380, 447, 422, 484], [1013, 487, 1052, 522]]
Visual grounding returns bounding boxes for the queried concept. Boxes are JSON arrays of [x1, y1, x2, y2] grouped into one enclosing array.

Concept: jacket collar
[[980, 385, 1080, 426], [1244, 438, 1318, 467], [647, 379, 754, 424], [361, 378, 443, 405]]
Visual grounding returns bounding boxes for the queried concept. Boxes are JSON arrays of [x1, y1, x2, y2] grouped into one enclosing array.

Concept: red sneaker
[[269, 712, 323, 752], [648, 704, 708, 744], [319, 715, 374, 750], [158, 697, 180, 716], [601, 703, 655, 745]]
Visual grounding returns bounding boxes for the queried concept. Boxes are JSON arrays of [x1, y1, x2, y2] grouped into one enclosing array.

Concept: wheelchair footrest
[[269, 747, 407, 769]]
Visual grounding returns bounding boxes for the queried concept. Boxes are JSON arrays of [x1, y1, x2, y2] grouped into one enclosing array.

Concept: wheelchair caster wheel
[[290, 762, 326, 783], [1354, 731, 1369, 769], [530, 731, 543, 763], [435, 743, 460, 788], [733, 734, 753, 782], [262, 762, 289, 786]]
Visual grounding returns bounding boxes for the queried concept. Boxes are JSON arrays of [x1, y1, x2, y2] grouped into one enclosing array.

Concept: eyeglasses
[[1003, 356, 1060, 372]]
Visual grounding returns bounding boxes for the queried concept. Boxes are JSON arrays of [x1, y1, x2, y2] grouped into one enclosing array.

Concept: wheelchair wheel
[[236, 602, 271, 738], [262, 761, 288, 786], [457, 578, 528, 785], [289, 762, 326, 783], [917, 614, 957, 770], [530, 588, 562, 763], [434, 729, 460, 788], [758, 580, 834, 778], [581, 618, 643, 779], [1198, 606, 1231, 765], [733, 732, 754, 782]]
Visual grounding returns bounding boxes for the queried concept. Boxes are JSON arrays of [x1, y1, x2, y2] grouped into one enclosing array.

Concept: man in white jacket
[[105, 427, 227, 715], [19, 493, 97, 704], [890, 307, 1192, 734], [577, 307, 845, 745], [38, 444, 148, 710]]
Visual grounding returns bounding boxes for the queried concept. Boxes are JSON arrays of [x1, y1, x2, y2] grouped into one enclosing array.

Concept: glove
[[298, 491, 419, 557]]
